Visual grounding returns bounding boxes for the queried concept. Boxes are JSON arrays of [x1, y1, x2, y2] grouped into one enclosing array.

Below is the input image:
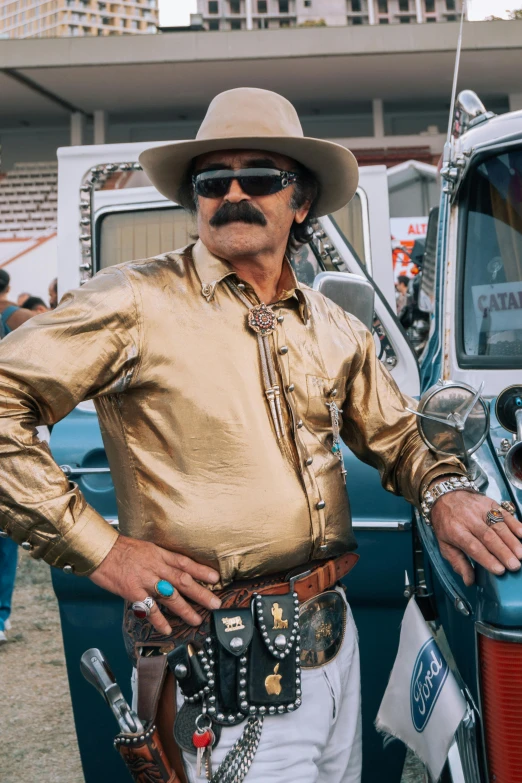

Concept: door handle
[[60, 465, 111, 477]]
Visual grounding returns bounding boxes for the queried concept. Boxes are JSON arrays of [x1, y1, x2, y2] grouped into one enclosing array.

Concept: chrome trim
[[476, 621, 522, 643], [352, 520, 411, 531], [60, 464, 111, 477]]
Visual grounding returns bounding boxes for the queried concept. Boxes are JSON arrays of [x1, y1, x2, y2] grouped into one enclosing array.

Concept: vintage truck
[[44, 89, 522, 783]]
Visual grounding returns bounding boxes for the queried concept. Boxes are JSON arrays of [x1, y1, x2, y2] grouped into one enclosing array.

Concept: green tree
[[486, 8, 522, 19]]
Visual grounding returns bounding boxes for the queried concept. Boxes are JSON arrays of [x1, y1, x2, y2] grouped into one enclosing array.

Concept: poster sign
[[472, 281, 522, 333], [390, 217, 428, 281]]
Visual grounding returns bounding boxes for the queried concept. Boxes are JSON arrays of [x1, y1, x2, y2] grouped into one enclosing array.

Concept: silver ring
[[486, 508, 504, 526], [131, 596, 155, 619]]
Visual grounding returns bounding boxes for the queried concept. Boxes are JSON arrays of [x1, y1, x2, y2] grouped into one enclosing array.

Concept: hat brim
[[139, 136, 359, 217]]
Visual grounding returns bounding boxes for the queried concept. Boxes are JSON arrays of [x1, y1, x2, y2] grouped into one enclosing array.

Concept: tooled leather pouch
[[247, 593, 302, 712], [115, 725, 179, 783]]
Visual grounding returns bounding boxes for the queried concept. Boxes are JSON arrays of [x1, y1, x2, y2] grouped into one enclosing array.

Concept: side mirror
[[313, 271, 375, 331]]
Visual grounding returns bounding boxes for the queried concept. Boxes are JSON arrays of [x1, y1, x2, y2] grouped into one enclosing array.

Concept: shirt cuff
[[416, 458, 468, 508], [46, 504, 119, 576]]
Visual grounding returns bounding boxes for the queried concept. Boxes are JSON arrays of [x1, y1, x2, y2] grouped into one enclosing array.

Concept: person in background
[[395, 274, 410, 316], [17, 292, 32, 307], [48, 278, 58, 309], [23, 296, 49, 314], [0, 269, 33, 644]]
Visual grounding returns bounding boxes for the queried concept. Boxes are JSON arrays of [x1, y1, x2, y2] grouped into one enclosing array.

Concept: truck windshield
[[461, 148, 522, 364]]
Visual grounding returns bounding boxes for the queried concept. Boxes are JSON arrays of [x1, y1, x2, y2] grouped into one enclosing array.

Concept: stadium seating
[[0, 162, 57, 237]]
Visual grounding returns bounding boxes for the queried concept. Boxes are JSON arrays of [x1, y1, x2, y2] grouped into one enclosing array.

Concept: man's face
[[49, 280, 58, 309], [192, 150, 311, 261]]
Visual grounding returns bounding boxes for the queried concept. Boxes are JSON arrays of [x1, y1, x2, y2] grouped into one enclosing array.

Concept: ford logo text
[[410, 638, 449, 732]]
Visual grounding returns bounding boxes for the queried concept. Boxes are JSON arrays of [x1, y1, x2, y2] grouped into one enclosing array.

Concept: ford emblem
[[410, 638, 449, 732]]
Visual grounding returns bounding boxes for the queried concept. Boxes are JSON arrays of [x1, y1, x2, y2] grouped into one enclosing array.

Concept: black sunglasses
[[192, 168, 299, 199]]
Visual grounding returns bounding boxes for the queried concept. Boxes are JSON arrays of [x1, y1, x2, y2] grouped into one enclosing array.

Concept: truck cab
[[51, 141, 421, 783]]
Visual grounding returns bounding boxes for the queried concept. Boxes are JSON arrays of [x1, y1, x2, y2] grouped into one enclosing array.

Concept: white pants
[[132, 599, 362, 783]]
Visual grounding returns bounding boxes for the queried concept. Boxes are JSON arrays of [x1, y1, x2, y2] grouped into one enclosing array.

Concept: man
[[48, 277, 58, 309], [22, 296, 49, 314], [0, 88, 521, 782], [395, 274, 410, 316]]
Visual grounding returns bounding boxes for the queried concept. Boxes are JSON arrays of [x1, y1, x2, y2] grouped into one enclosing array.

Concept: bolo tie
[[226, 279, 287, 441]]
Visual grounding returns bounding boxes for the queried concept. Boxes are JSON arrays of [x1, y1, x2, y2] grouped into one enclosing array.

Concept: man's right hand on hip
[[89, 536, 221, 634]]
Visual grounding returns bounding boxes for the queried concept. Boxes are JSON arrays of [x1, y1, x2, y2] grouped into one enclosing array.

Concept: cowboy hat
[[139, 88, 359, 217]]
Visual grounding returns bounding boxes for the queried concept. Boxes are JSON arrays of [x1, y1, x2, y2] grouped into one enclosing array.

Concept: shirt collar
[[191, 239, 309, 324]]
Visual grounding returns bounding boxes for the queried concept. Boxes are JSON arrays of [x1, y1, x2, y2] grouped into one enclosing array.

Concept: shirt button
[[277, 315, 284, 323], [330, 388, 338, 397], [296, 420, 303, 429], [237, 282, 246, 290], [21, 541, 33, 552], [63, 564, 75, 575], [279, 346, 288, 355], [305, 457, 313, 466], [316, 500, 326, 510], [287, 383, 295, 392]]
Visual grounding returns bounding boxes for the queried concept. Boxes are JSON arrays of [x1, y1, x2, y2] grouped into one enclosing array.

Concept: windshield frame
[[456, 143, 522, 370]]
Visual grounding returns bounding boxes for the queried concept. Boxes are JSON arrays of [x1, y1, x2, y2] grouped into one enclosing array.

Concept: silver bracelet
[[421, 475, 480, 525]]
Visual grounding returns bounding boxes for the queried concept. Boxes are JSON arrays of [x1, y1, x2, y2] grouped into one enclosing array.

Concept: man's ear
[[293, 200, 312, 225]]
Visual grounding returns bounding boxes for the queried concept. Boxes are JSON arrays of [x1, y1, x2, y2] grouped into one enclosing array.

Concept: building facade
[[197, 0, 463, 30], [0, 0, 158, 38]]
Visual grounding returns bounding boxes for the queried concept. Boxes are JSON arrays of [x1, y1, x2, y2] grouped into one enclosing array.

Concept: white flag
[[376, 598, 466, 781]]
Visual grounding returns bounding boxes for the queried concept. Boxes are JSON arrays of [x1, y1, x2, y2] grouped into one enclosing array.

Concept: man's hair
[[178, 159, 320, 257], [0, 269, 10, 294], [23, 296, 47, 311], [397, 275, 410, 287]]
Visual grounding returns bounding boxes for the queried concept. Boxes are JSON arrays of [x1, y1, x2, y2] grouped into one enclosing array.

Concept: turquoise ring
[[155, 580, 175, 599]]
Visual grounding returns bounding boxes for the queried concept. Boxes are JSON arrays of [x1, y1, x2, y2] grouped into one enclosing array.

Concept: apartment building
[[0, 0, 158, 38], [197, 0, 463, 30]]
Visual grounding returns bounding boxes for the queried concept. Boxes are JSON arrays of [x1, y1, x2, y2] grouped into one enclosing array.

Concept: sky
[[158, 0, 520, 26]]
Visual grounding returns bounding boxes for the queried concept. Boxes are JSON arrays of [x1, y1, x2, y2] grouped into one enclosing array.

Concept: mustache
[[209, 201, 267, 227]]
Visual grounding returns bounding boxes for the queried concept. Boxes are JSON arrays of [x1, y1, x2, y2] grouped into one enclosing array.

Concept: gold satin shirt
[[0, 240, 463, 583]]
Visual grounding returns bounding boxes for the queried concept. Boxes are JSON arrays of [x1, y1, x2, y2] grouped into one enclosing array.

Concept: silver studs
[[240, 656, 247, 664], [316, 500, 326, 510], [228, 714, 236, 723], [174, 663, 188, 679], [249, 705, 257, 715], [239, 690, 246, 699], [260, 624, 266, 631], [230, 636, 244, 651], [268, 645, 274, 653], [269, 706, 276, 715], [305, 457, 313, 466], [21, 541, 33, 551], [63, 564, 74, 574], [258, 706, 266, 715], [287, 383, 295, 392], [274, 634, 286, 650], [217, 713, 225, 721], [239, 678, 246, 687], [207, 679, 215, 688], [295, 698, 302, 707], [279, 346, 288, 355], [208, 695, 216, 703], [206, 637, 212, 645], [277, 315, 284, 323], [296, 688, 302, 696], [208, 706, 216, 715], [239, 667, 247, 675], [262, 631, 269, 639], [296, 420, 303, 429], [277, 705, 286, 714], [287, 703, 295, 711]]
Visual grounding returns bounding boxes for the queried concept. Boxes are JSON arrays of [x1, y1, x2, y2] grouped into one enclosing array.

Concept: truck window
[[98, 207, 194, 269], [460, 149, 522, 365], [330, 192, 368, 269]]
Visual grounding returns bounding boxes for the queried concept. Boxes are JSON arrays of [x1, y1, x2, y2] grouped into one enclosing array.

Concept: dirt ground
[[0, 553, 425, 783]]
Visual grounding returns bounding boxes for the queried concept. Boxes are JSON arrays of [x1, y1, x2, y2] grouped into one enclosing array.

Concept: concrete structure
[[0, 20, 517, 169], [0, 0, 158, 39], [196, 0, 463, 31]]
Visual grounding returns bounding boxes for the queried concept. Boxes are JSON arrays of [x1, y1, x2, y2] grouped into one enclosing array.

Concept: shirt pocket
[[305, 375, 347, 431]]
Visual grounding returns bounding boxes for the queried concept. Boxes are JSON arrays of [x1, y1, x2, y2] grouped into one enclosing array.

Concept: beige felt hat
[[139, 88, 359, 217]]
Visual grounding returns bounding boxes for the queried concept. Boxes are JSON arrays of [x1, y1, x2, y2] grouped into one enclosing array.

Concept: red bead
[[133, 609, 147, 619], [192, 730, 212, 748]]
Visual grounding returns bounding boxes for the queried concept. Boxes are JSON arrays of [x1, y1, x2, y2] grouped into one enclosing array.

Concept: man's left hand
[[430, 491, 522, 586]]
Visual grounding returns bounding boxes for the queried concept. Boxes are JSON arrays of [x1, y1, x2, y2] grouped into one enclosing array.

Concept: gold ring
[[501, 500, 517, 516], [486, 508, 504, 526]]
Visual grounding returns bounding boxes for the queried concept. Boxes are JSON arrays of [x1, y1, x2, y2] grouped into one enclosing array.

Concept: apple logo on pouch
[[265, 663, 283, 696]]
